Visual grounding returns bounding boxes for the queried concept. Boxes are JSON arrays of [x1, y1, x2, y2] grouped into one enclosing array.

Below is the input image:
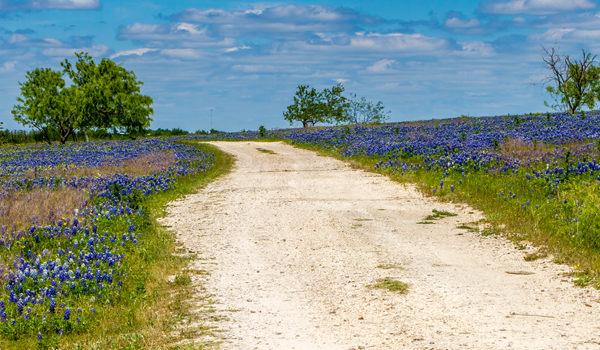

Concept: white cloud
[[160, 48, 202, 59], [0, 0, 100, 12], [445, 17, 481, 29], [41, 44, 111, 57], [479, 0, 596, 15], [325, 32, 452, 53], [8, 34, 29, 44], [224, 46, 251, 53], [529, 27, 600, 44], [110, 48, 157, 59], [460, 41, 495, 57], [117, 22, 236, 47], [170, 5, 385, 39], [367, 59, 395, 72], [0, 61, 16, 72]]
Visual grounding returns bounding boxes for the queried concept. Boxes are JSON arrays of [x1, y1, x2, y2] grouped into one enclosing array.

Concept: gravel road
[[160, 141, 600, 350]]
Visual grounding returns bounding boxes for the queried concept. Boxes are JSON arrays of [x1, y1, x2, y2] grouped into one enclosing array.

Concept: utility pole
[[211, 108, 213, 131]]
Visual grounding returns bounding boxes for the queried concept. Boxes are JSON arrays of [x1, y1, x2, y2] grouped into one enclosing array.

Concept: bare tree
[[344, 93, 390, 125], [539, 45, 600, 114]]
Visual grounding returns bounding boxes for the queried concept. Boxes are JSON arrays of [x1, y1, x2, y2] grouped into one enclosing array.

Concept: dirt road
[[161, 142, 600, 350]]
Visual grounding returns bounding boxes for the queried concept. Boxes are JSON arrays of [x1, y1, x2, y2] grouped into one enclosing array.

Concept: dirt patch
[[161, 141, 600, 350]]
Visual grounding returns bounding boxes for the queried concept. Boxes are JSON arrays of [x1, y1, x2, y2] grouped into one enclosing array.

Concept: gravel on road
[[160, 141, 600, 350]]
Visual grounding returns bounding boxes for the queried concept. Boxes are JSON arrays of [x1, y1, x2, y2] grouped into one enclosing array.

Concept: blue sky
[[1, 0, 600, 131]]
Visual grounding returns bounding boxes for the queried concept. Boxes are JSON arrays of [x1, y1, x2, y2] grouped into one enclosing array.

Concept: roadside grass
[[0, 143, 233, 350], [423, 209, 457, 221], [376, 264, 402, 270], [287, 141, 600, 287], [524, 252, 548, 261], [256, 148, 276, 154], [368, 278, 408, 294]]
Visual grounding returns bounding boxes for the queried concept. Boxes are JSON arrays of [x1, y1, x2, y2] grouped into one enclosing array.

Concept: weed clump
[[369, 278, 408, 293]]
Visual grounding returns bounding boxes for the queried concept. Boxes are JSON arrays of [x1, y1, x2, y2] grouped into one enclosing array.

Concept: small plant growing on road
[[424, 209, 458, 221], [256, 148, 276, 154], [369, 277, 408, 293]]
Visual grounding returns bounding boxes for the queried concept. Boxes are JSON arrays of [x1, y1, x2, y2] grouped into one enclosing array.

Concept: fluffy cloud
[[110, 48, 157, 59], [0, 0, 100, 12], [366, 59, 395, 72], [160, 48, 202, 59], [170, 5, 385, 40], [41, 44, 110, 57], [445, 17, 481, 29], [294, 32, 456, 54], [528, 27, 600, 44], [442, 12, 489, 35], [0, 61, 15, 72], [479, 0, 596, 15], [117, 22, 235, 47]]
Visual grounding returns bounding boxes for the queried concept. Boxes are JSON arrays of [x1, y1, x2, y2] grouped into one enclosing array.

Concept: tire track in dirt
[[160, 141, 600, 350]]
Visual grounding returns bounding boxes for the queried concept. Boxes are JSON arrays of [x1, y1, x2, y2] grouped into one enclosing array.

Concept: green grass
[[369, 278, 408, 293], [0, 143, 233, 350], [456, 223, 477, 231], [424, 209, 458, 221], [376, 263, 402, 270], [524, 252, 548, 261], [256, 148, 276, 154]]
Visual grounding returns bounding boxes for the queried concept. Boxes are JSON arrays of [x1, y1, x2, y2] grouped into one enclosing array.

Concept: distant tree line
[[11, 52, 153, 144], [283, 83, 390, 128], [0, 127, 223, 145]]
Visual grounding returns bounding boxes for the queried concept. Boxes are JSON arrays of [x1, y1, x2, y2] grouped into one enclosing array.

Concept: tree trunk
[[303, 120, 309, 128], [83, 129, 89, 142], [61, 128, 73, 144], [43, 128, 51, 145]]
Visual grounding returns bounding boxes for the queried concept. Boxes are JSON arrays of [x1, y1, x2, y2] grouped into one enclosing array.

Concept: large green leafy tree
[[542, 46, 600, 114], [283, 83, 347, 128], [12, 52, 153, 144], [61, 53, 153, 141], [12, 68, 79, 144]]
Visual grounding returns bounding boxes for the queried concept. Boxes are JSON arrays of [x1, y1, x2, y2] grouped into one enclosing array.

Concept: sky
[[1, 0, 600, 132]]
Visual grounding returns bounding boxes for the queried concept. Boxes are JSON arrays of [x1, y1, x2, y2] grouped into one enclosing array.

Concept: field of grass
[[0, 139, 233, 349]]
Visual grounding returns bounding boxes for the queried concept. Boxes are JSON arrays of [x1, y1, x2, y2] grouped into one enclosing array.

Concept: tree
[[11, 68, 79, 144], [283, 83, 347, 128], [321, 83, 348, 125], [12, 52, 153, 144], [61, 52, 153, 141], [344, 93, 390, 125], [540, 46, 600, 114]]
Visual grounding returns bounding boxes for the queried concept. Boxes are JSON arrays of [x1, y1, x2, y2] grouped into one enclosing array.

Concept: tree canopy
[[12, 52, 153, 144], [283, 84, 348, 128], [541, 46, 600, 114], [283, 83, 389, 128]]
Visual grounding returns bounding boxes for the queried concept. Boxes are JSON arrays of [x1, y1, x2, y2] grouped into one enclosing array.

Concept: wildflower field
[[195, 111, 600, 284], [0, 138, 231, 349]]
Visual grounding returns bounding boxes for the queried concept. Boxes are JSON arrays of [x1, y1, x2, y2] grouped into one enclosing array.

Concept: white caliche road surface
[[160, 142, 600, 350]]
